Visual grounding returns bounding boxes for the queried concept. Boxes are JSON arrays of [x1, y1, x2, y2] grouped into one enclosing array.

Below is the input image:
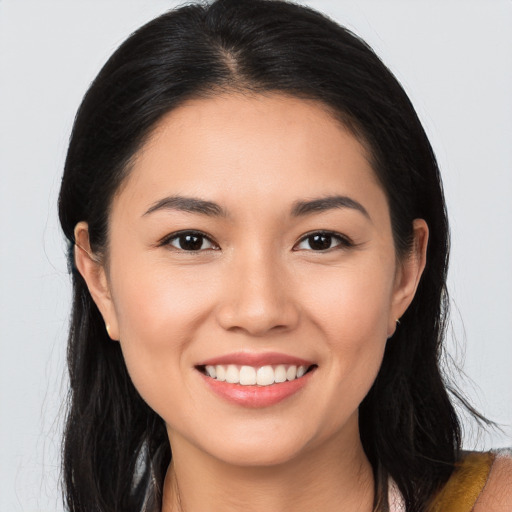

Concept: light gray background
[[1, 1, 511, 510]]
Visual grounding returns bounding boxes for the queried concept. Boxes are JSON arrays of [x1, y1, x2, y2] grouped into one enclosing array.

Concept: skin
[[75, 93, 429, 512], [474, 456, 512, 511]]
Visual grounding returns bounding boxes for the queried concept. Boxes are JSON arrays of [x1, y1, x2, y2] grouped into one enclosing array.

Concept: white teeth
[[274, 364, 287, 383], [256, 365, 275, 386], [225, 364, 239, 383], [239, 365, 257, 385], [216, 365, 226, 382], [286, 365, 297, 381], [203, 364, 312, 386]]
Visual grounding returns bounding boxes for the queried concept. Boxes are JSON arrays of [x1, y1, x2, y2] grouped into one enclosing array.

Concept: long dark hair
[[59, 1, 462, 510]]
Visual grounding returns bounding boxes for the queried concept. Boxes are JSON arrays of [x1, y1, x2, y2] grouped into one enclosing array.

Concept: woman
[[58, 0, 511, 510]]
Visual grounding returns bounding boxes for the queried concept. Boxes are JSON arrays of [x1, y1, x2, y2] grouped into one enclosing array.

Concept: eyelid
[[157, 229, 353, 252], [158, 229, 220, 251], [293, 230, 354, 251]]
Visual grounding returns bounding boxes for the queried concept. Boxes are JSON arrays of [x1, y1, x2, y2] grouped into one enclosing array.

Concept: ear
[[74, 222, 120, 340], [387, 219, 429, 338]]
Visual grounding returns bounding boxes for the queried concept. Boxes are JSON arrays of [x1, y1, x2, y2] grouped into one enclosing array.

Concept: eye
[[162, 231, 218, 252], [294, 231, 353, 251]]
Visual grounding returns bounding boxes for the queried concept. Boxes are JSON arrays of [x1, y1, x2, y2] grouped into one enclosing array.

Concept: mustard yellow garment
[[427, 451, 495, 512]]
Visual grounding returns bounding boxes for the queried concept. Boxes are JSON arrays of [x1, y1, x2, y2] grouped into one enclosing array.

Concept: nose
[[215, 252, 300, 337]]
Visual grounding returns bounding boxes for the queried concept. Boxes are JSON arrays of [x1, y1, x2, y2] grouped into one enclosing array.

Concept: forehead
[[114, 93, 385, 218]]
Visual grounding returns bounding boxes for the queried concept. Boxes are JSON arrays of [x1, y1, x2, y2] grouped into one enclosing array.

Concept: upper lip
[[196, 351, 315, 368]]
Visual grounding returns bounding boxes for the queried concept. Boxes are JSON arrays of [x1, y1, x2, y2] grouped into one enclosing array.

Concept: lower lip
[[199, 369, 315, 408]]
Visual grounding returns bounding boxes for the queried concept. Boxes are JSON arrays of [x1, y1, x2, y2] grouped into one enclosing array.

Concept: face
[[76, 93, 426, 468]]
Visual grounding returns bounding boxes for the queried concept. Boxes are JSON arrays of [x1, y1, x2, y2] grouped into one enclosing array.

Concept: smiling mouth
[[196, 364, 317, 386]]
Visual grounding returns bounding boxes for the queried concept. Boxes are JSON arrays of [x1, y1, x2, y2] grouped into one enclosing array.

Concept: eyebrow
[[143, 194, 370, 221], [143, 195, 228, 217], [291, 195, 371, 220]]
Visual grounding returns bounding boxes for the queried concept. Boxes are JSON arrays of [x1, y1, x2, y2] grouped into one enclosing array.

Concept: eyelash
[[159, 230, 354, 253], [159, 230, 219, 252], [294, 230, 354, 252]]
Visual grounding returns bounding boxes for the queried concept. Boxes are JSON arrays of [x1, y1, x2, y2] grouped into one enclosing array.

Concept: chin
[[210, 438, 309, 468], [171, 418, 317, 469]]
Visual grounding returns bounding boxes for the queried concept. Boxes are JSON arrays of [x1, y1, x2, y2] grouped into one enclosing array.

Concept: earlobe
[[388, 219, 429, 337], [73, 222, 120, 340]]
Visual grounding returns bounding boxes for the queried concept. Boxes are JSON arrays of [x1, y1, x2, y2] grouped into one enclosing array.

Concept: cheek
[[107, 256, 217, 407], [302, 259, 394, 398], [306, 260, 395, 343], [111, 252, 217, 338]]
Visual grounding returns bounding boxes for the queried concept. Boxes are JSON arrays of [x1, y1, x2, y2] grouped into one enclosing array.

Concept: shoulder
[[427, 449, 512, 512], [474, 449, 512, 512]]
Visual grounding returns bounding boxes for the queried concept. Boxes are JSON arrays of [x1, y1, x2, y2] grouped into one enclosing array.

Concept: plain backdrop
[[1, 1, 511, 510]]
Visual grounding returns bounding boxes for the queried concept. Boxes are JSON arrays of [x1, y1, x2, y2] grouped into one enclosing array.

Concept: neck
[[161, 418, 375, 512]]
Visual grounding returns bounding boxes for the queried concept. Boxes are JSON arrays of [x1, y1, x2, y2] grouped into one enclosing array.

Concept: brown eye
[[295, 231, 352, 251], [308, 233, 333, 251], [165, 231, 217, 251]]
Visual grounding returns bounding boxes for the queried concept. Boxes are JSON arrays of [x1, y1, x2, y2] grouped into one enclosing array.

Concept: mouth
[[196, 363, 317, 386], [195, 352, 318, 407]]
